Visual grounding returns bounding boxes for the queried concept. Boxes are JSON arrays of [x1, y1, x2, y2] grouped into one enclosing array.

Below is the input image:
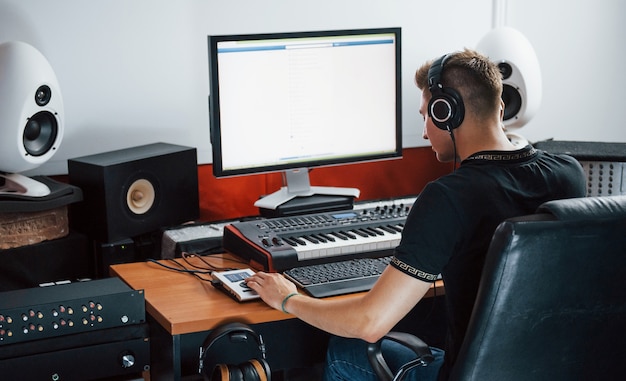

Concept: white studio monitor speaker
[[476, 26, 542, 131], [0, 41, 64, 197]]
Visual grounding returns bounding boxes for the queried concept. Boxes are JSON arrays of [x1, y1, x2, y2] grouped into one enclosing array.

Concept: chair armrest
[[366, 331, 434, 381]]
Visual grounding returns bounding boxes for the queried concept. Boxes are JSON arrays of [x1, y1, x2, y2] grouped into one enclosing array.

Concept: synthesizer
[[222, 196, 417, 271]]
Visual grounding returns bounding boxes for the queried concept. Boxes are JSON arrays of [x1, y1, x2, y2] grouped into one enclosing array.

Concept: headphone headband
[[427, 54, 449, 92], [199, 322, 267, 376]]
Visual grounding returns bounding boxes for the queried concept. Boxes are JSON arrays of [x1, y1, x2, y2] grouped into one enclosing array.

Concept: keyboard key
[[284, 256, 392, 297]]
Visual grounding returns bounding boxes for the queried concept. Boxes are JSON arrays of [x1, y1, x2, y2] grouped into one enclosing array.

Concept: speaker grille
[[23, 111, 58, 156]]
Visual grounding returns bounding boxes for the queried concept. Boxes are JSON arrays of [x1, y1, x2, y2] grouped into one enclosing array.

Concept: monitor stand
[[254, 168, 360, 214]]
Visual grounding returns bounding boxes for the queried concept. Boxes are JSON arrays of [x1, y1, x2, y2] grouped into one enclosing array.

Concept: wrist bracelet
[[281, 292, 299, 313]]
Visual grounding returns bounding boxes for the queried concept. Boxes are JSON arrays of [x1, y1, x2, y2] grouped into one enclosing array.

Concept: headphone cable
[[448, 125, 458, 171]]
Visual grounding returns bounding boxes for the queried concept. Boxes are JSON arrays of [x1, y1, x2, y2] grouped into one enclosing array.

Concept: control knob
[[120, 352, 136, 368]]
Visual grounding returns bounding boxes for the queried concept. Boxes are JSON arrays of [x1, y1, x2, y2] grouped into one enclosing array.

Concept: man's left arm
[[246, 266, 432, 343]]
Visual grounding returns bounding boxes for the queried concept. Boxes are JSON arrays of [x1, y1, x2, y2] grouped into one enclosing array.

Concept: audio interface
[[0, 277, 145, 345]]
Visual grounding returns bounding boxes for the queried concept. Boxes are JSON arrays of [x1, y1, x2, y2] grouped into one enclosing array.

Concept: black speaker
[[199, 322, 271, 381], [68, 143, 199, 243], [427, 54, 465, 132]]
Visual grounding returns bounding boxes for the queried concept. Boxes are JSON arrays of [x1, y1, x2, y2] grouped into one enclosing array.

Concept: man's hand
[[246, 272, 299, 311]]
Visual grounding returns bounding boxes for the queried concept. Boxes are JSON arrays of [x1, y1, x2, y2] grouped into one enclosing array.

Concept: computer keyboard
[[284, 256, 392, 298]]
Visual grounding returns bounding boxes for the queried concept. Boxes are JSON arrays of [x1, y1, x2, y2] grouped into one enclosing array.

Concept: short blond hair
[[415, 48, 502, 122]]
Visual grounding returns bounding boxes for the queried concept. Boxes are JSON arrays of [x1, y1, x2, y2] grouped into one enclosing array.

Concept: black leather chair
[[368, 195, 626, 381]]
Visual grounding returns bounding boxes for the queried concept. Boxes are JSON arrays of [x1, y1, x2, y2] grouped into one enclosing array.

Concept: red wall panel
[[198, 146, 451, 221]]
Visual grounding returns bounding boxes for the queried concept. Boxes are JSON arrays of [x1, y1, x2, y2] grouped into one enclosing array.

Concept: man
[[246, 49, 586, 380]]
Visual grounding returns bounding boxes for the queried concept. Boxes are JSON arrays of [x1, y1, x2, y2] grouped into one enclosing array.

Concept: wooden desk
[[111, 255, 293, 336], [111, 255, 445, 380]]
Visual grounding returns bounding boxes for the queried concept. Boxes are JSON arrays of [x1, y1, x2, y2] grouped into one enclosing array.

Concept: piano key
[[223, 196, 418, 272], [311, 233, 328, 243], [331, 231, 350, 240], [380, 225, 399, 234], [282, 223, 404, 261], [350, 229, 369, 238], [303, 235, 320, 244]]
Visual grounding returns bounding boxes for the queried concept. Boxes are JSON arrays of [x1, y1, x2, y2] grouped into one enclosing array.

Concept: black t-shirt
[[390, 145, 586, 380]]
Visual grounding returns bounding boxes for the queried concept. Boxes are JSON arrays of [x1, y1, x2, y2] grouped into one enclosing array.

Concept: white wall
[[506, 0, 626, 144], [0, 0, 623, 176]]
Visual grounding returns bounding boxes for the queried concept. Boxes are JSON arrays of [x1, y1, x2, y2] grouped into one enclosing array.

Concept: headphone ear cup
[[428, 87, 465, 131], [210, 364, 230, 381], [239, 359, 271, 381], [427, 53, 465, 131], [428, 93, 452, 129], [253, 359, 272, 381], [210, 363, 245, 381], [209, 360, 271, 381]]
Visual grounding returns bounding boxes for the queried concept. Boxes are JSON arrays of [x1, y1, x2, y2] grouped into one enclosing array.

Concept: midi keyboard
[[222, 196, 417, 273]]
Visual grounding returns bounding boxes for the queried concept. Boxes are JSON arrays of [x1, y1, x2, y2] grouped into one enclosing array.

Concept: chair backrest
[[450, 195, 626, 381]]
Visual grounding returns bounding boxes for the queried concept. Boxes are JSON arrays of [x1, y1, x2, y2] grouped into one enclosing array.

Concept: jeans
[[322, 336, 444, 381]]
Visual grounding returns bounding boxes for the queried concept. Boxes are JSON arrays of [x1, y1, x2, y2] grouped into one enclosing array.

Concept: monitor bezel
[[207, 27, 403, 178]]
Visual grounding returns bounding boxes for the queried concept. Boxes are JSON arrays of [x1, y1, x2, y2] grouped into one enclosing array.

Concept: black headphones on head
[[427, 54, 465, 131], [199, 322, 271, 381]]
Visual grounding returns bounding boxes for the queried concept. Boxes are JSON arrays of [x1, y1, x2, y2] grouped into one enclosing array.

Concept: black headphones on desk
[[199, 322, 271, 381], [427, 54, 465, 132]]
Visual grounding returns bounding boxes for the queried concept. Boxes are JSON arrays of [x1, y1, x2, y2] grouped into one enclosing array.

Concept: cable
[[182, 251, 249, 270], [146, 258, 213, 282], [448, 125, 458, 171], [146, 252, 251, 283]]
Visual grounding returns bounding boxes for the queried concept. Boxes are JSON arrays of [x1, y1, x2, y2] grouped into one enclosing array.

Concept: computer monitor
[[208, 27, 402, 211]]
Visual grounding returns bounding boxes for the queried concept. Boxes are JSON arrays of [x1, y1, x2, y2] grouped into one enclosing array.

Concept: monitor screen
[[208, 27, 402, 210]]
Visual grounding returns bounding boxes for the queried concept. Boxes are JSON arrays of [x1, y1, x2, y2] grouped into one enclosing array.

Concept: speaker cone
[[126, 178, 156, 215], [501, 84, 522, 122], [35, 85, 52, 106], [23, 111, 58, 156], [497, 62, 513, 80]]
